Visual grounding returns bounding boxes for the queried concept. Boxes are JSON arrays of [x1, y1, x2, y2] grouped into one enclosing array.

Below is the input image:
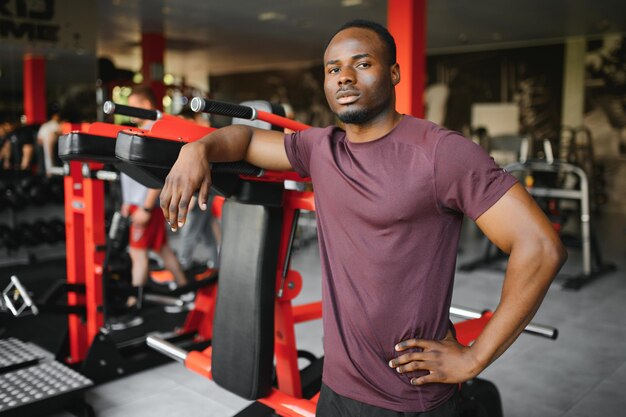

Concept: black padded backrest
[[58, 132, 118, 163], [211, 200, 283, 400]]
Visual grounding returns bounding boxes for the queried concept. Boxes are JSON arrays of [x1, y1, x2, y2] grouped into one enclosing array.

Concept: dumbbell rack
[[0, 171, 66, 268], [0, 338, 93, 417]]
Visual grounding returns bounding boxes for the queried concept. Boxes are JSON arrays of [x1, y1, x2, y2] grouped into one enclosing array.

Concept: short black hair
[[325, 19, 397, 66], [130, 85, 157, 108], [177, 106, 196, 120]]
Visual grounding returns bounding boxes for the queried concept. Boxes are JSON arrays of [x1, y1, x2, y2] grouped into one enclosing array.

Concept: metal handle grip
[[190, 97, 255, 119], [103, 101, 162, 121], [450, 305, 558, 340], [146, 335, 188, 363]]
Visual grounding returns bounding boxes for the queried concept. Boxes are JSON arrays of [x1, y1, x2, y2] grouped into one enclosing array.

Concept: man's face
[[128, 94, 153, 110], [323, 27, 398, 125]]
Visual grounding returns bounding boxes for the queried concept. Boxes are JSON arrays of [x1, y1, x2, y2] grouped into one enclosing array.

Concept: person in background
[[36, 104, 63, 176], [0, 121, 14, 170], [120, 86, 188, 309]]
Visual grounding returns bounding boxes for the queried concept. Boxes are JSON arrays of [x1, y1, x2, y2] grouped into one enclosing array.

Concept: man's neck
[[344, 110, 403, 143]]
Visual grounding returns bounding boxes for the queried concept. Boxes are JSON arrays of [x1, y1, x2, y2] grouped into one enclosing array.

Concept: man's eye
[[357, 62, 371, 68], [329, 67, 340, 74]]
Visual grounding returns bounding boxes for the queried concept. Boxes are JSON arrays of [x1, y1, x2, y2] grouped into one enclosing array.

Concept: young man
[[160, 20, 566, 416], [120, 86, 188, 309]]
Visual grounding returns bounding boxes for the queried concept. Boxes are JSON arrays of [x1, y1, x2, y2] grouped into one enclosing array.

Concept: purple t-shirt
[[284, 115, 517, 412]]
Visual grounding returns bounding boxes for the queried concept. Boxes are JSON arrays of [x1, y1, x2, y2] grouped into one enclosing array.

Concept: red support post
[[82, 167, 106, 343], [141, 32, 166, 110], [273, 207, 303, 398], [387, 0, 427, 118], [23, 54, 47, 124], [64, 161, 87, 363], [64, 158, 106, 363]]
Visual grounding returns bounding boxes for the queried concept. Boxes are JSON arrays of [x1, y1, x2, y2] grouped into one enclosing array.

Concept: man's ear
[[391, 63, 400, 85]]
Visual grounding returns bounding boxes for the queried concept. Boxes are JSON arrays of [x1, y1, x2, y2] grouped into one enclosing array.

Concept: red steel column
[[141, 32, 165, 110], [23, 54, 47, 124], [387, 0, 427, 118]]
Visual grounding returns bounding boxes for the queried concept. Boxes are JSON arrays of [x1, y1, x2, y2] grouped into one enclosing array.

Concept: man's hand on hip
[[389, 331, 484, 385]]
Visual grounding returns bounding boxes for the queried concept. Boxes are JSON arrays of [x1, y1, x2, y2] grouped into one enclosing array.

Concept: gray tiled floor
[[55, 211, 624, 416]]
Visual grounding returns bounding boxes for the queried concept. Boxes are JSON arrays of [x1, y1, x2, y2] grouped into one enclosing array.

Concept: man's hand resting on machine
[[160, 140, 213, 231]]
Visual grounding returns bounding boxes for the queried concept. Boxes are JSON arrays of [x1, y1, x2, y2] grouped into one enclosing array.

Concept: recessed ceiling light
[[258, 11, 287, 21], [342, 0, 363, 6]]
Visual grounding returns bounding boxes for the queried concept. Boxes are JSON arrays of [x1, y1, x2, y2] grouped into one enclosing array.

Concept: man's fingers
[[198, 177, 211, 211], [168, 201, 180, 231], [395, 338, 432, 352], [176, 196, 190, 227], [160, 180, 172, 222], [167, 184, 184, 231], [411, 372, 440, 386], [389, 351, 437, 368], [177, 189, 192, 227], [394, 360, 433, 374]]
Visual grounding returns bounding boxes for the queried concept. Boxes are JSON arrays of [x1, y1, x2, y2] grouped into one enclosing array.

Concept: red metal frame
[[60, 121, 218, 364], [255, 110, 311, 132]]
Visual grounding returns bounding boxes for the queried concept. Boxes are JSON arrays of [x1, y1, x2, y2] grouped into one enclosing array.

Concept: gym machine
[[0, 279, 93, 417], [1, 113, 218, 395], [459, 135, 615, 290], [54, 113, 221, 381], [503, 158, 615, 289], [115, 98, 558, 417]]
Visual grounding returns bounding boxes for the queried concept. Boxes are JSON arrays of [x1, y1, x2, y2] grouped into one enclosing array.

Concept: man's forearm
[[470, 239, 566, 369], [198, 125, 254, 163]]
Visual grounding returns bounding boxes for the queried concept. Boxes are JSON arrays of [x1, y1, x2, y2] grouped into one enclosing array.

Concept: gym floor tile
[[94, 385, 235, 417], [562, 362, 626, 416], [151, 362, 252, 410], [498, 394, 563, 417], [86, 369, 179, 412], [480, 318, 626, 413]]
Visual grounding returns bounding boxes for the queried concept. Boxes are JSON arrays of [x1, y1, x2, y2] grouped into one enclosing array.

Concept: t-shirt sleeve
[[284, 128, 323, 178], [434, 131, 518, 221]]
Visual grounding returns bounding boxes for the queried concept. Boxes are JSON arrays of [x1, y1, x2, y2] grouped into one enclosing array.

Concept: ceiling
[[95, 0, 626, 90], [1, 0, 625, 93]]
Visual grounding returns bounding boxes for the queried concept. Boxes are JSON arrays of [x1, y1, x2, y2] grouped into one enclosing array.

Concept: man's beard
[[336, 108, 372, 124], [334, 95, 391, 125]]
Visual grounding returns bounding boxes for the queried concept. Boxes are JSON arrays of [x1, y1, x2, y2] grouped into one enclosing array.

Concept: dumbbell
[[27, 176, 52, 206], [32, 220, 57, 244], [48, 218, 66, 242], [2, 183, 27, 209], [42, 176, 65, 205], [0, 225, 21, 251], [17, 221, 39, 247], [0, 224, 12, 249]]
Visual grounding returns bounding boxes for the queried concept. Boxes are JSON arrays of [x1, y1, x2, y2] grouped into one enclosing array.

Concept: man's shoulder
[[297, 125, 344, 144], [393, 115, 455, 152]]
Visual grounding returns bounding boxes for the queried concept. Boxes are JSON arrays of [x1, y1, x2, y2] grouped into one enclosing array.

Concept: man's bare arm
[[160, 125, 290, 230], [469, 183, 567, 366], [390, 183, 567, 384]]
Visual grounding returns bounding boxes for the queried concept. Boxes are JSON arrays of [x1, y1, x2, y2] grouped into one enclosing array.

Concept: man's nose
[[338, 68, 355, 86]]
